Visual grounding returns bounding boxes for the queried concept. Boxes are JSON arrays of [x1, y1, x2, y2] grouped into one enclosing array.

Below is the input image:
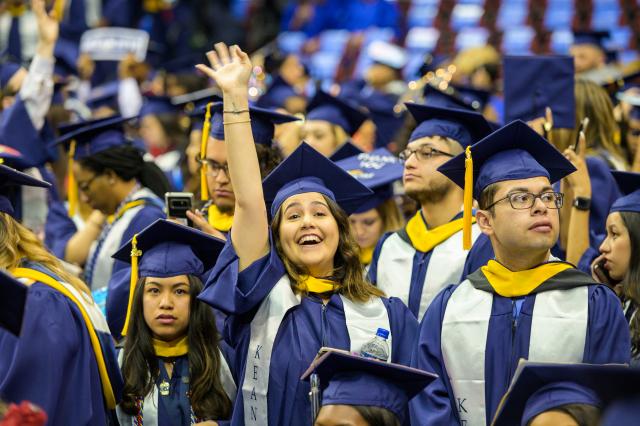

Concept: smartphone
[[573, 117, 589, 151], [593, 259, 618, 287], [165, 192, 194, 226]]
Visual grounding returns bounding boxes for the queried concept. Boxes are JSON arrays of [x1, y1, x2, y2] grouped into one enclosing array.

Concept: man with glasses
[[368, 103, 494, 320], [410, 120, 630, 426], [187, 103, 298, 238]]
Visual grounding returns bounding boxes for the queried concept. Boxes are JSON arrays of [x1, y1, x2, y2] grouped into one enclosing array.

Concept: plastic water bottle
[[360, 328, 390, 361]]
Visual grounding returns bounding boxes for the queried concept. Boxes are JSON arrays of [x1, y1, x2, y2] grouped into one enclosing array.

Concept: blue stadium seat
[[277, 32, 308, 54], [497, 2, 527, 30], [502, 26, 535, 54], [451, 3, 484, 30], [455, 27, 490, 51], [407, 4, 438, 28]]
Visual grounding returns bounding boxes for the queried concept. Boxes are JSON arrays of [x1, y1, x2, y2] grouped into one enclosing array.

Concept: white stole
[[242, 275, 391, 425], [441, 281, 589, 426], [87, 188, 157, 290], [376, 223, 481, 320]]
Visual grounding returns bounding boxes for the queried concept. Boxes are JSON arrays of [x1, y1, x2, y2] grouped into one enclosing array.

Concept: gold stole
[[481, 260, 574, 297], [405, 212, 475, 253]]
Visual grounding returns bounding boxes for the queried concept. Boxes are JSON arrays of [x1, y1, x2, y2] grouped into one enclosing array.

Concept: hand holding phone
[[573, 117, 589, 152], [165, 192, 194, 226]]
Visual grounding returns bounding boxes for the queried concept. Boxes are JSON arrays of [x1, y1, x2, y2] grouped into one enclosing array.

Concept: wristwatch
[[572, 196, 591, 211]]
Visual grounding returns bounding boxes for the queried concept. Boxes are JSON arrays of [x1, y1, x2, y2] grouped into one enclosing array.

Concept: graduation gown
[[369, 212, 493, 320], [116, 347, 237, 426], [198, 235, 418, 426], [410, 263, 631, 426], [0, 261, 122, 425]]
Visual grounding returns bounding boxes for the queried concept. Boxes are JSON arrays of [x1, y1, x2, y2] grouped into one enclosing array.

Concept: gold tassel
[[67, 140, 78, 218], [121, 234, 142, 337], [53, 0, 66, 21], [200, 102, 213, 201], [463, 146, 473, 250]]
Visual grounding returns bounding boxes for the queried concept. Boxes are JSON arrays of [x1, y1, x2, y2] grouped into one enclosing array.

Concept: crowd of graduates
[[1, 1, 640, 426]]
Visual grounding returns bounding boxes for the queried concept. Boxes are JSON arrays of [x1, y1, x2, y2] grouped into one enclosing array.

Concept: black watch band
[[572, 196, 591, 211]]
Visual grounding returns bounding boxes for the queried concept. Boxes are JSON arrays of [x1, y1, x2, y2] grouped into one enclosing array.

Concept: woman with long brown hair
[[114, 219, 236, 425], [0, 164, 122, 425], [592, 171, 640, 364], [195, 43, 417, 426]]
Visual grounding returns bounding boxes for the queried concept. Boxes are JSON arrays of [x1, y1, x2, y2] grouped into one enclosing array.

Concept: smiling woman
[[195, 42, 418, 426]]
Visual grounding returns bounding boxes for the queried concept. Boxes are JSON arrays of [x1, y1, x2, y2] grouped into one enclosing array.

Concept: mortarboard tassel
[[121, 234, 142, 337], [67, 140, 78, 218], [463, 146, 473, 250], [53, 0, 66, 21], [200, 102, 213, 201]]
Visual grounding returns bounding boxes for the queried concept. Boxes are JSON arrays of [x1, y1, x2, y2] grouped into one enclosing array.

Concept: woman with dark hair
[[50, 116, 168, 334], [114, 219, 236, 425], [592, 171, 640, 364], [195, 43, 417, 426]]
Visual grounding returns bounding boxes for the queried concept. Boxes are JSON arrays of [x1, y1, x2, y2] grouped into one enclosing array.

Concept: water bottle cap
[[376, 328, 390, 339]]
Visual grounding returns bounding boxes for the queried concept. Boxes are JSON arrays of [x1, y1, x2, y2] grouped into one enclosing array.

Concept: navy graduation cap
[[573, 30, 610, 50], [405, 102, 493, 148], [139, 95, 177, 118], [503, 55, 576, 129], [492, 361, 637, 426], [329, 141, 363, 162], [423, 81, 478, 111], [335, 147, 403, 213], [610, 171, 640, 214], [0, 269, 28, 336], [452, 84, 491, 111], [0, 163, 50, 217], [262, 142, 373, 217], [0, 144, 29, 169], [306, 90, 368, 136], [300, 349, 436, 424], [86, 81, 120, 111], [112, 218, 226, 336], [54, 114, 137, 159], [172, 88, 221, 115], [437, 120, 576, 249], [256, 75, 302, 110], [359, 91, 405, 148], [204, 102, 300, 146]]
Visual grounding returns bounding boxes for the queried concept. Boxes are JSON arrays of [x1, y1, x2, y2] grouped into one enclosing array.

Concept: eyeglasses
[[78, 174, 101, 193], [398, 146, 454, 162], [486, 191, 564, 210], [199, 158, 229, 177]]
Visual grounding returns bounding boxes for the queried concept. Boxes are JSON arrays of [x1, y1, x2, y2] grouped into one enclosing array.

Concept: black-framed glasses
[[398, 146, 454, 162], [199, 158, 229, 177], [486, 191, 564, 210], [78, 174, 101, 193]]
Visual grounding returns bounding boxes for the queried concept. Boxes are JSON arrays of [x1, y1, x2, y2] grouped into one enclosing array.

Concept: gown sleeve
[[198, 233, 286, 317], [409, 285, 460, 426], [583, 284, 631, 365], [44, 199, 78, 259], [0, 284, 112, 425], [386, 296, 418, 367]]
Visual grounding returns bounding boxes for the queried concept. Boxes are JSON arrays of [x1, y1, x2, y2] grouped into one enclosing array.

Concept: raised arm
[[196, 43, 269, 271]]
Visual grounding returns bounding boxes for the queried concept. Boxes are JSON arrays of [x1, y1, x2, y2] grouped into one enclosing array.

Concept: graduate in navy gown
[[194, 43, 418, 426], [368, 103, 494, 320], [588, 171, 640, 365], [334, 148, 405, 269], [50, 115, 169, 335], [410, 120, 631, 426], [301, 349, 436, 426], [112, 219, 236, 425], [0, 164, 122, 425]]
